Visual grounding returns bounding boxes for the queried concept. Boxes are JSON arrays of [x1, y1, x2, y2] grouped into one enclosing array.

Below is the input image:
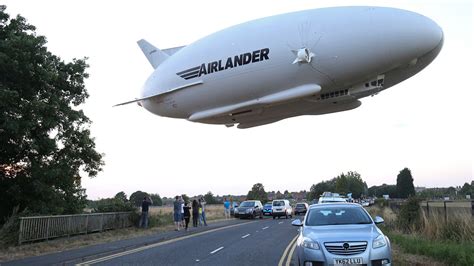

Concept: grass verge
[[383, 229, 473, 265]]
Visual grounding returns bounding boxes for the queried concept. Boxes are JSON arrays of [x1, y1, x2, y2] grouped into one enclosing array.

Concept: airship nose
[[410, 12, 444, 55]]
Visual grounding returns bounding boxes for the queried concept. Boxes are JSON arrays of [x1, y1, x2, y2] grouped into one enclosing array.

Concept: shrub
[[374, 198, 389, 208], [0, 206, 20, 247], [397, 196, 421, 233]]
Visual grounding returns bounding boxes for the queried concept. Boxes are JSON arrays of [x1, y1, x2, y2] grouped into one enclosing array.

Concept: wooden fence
[[18, 212, 133, 245]]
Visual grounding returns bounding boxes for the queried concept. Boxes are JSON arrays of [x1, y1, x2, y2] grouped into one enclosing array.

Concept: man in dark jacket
[[140, 196, 153, 228], [192, 199, 199, 227]]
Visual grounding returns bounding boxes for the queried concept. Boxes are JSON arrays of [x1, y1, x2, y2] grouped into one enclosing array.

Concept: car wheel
[[272, 216, 275, 219]]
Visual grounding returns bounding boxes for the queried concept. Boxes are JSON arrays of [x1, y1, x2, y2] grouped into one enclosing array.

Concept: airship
[[116, 6, 443, 129]]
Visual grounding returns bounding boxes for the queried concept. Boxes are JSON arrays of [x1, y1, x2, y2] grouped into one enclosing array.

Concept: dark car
[[294, 202, 309, 215], [263, 203, 272, 216], [234, 200, 263, 219], [230, 202, 240, 217]]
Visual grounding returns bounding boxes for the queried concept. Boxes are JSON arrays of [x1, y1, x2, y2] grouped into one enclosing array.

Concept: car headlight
[[301, 237, 320, 250], [372, 234, 387, 249], [246, 209, 253, 213]]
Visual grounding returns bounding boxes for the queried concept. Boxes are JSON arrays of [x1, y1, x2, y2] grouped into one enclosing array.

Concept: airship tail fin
[[137, 39, 169, 69]]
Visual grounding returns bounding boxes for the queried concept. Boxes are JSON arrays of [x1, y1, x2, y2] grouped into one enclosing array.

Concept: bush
[[94, 198, 136, 213], [0, 206, 20, 247], [397, 196, 421, 232], [374, 198, 389, 208]]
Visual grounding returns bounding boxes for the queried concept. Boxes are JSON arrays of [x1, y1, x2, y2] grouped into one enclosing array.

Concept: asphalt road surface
[[4, 216, 302, 266]]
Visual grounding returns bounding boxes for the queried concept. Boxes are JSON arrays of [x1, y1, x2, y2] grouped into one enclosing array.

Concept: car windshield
[[273, 201, 285, 206], [264, 204, 272, 208], [296, 204, 306, 207], [306, 206, 372, 226], [240, 201, 255, 207]]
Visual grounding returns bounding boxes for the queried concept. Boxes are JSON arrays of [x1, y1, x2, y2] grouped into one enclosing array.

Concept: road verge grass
[[384, 229, 473, 265]]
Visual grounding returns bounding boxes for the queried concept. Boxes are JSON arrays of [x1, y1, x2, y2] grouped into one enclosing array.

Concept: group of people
[[173, 196, 208, 231]]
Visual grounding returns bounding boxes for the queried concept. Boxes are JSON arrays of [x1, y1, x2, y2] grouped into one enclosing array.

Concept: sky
[[3, 0, 473, 200]]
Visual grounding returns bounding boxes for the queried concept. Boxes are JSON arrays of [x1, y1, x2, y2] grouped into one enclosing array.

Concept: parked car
[[272, 199, 293, 219], [292, 203, 392, 266], [263, 202, 273, 216], [234, 200, 263, 219], [318, 195, 347, 204], [230, 202, 240, 217], [294, 202, 309, 215]]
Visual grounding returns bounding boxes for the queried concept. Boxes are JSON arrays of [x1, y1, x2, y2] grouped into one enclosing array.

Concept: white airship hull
[[128, 6, 443, 128]]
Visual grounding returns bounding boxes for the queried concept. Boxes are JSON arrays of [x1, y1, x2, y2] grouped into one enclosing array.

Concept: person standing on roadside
[[200, 197, 208, 226], [140, 196, 153, 228], [183, 202, 191, 231], [180, 196, 185, 228], [173, 196, 181, 231], [192, 199, 199, 227], [223, 197, 230, 219]]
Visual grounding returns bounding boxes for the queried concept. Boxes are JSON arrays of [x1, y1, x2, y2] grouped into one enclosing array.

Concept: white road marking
[[241, 234, 251, 239], [278, 221, 284, 224], [76, 221, 255, 265], [210, 246, 224, 254], [195, 259, 200, 262], [262, 226, 269, 230]]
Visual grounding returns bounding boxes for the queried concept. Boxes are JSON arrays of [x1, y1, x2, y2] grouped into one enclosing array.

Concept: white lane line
[[278, 221, 284, 224], [241, 234, 251, 239], [210, 246, 224, 254], [262, 226, 269, 230]]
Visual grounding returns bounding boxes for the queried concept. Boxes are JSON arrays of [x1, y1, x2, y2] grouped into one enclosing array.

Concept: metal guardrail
[[18, 212, 133, 245]]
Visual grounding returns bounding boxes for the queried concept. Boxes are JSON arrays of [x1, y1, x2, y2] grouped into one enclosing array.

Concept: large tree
[[396, 168, 416, 198], [247, 183, 268, 203], [0, 7, 103, 222], [129, 191, 149, 207]]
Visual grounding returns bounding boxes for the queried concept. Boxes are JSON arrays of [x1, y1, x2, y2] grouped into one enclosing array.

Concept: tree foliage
[[307, 171, 368, 201], [203, 191, 219, 204], [368, 184, 397, 198], [246, 183, 268, 203], [0, 7, 103, 222], [150, 193, 162, 206], [396, 168, 415, 198], [129, 191, 149, 207]]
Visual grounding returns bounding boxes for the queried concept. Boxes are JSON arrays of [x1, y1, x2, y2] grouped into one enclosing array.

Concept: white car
[[272, 199, 293, 219], [318, 197, 347, 204]]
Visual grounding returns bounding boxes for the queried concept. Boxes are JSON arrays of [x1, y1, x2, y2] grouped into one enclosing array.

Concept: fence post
[[18, 217, 24, 245], [68, 216, 72, 237], [85, 214, 89, 235], [444, 201, 447, 222], [426, 201, 430, 217], [46, 217, 51, 241], [100, 213, 104, 232]]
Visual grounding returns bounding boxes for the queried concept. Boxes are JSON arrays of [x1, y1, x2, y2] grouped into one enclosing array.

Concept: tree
[[0, 7, 103, 222], [460, 182, 472, 196], [307, 180, 335, 201], [204, 191, 218, 204], [247, 183, 268, 203], [149, 193, 162, 206], [114, 192, 128, 203], [181, 194, 190, 204], [396, 168, 415, 198], [368, 184, 397, 198], [129, 191, 149, 207]]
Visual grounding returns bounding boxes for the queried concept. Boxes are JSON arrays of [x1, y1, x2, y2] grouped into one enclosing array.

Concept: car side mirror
[[291, 219, 303, 227], [374, 216, 384, 224]]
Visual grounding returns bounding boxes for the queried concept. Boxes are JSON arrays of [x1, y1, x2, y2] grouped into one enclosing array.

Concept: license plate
[[333, 257, 363, 265], [239, 212, 245, 214]]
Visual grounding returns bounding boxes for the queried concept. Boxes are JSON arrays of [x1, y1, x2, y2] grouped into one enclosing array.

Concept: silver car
[[292, 203, 391, 266]]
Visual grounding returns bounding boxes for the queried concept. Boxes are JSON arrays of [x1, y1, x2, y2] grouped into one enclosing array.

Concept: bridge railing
[[18, 212, 134, 245]]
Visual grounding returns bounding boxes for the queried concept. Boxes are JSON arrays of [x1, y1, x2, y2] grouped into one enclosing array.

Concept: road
[[4, 216, 301, 266]]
